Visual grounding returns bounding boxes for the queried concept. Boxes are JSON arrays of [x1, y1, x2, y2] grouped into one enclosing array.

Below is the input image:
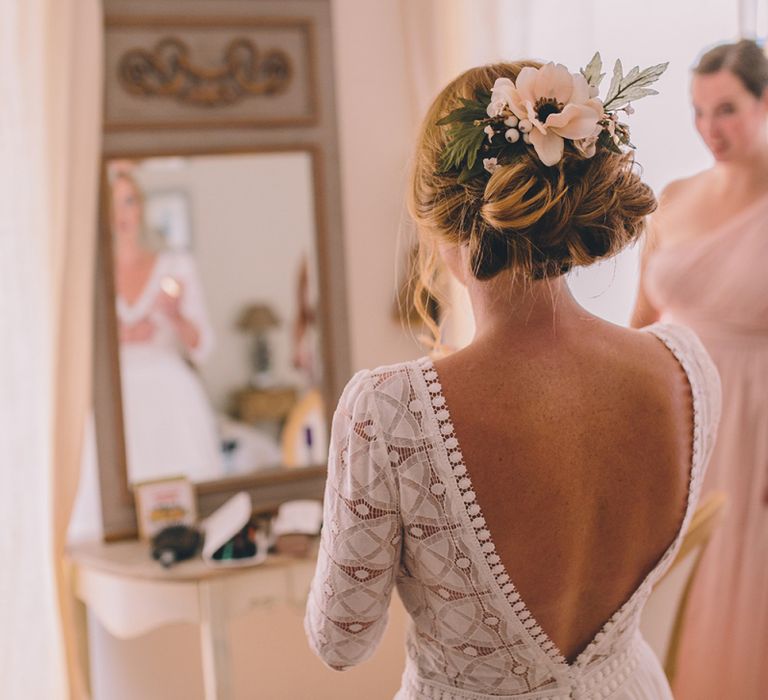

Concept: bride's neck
[[466, 273, 592, 344]]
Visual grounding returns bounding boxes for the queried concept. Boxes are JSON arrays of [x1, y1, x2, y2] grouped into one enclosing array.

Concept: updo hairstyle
[[407, 60, 657, 337]]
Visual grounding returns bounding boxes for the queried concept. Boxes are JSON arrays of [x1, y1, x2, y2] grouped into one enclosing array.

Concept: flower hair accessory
[[438, 53, 667, 180]]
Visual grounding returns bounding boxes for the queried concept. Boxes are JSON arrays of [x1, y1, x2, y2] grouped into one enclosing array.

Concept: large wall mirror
[[95, 0, 348, 540]]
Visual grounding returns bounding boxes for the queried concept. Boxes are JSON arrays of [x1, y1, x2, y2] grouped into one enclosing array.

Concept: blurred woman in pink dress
[[632, 40, 768, 699]]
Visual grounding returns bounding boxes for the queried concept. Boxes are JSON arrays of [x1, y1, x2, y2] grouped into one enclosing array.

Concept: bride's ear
[[438, 243, 470, 287]]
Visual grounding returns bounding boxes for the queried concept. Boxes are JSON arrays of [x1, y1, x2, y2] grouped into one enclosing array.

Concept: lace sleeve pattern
[[305, 369, 403, 670]]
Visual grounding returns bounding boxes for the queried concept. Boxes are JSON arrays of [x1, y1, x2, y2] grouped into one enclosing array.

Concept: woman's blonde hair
[[407, 60, 657, 343], [109, 171, 163, 251]]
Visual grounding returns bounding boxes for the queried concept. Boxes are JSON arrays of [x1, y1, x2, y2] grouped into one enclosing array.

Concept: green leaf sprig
[[437, 54, 668, 182], [437, 89, 510, 184]]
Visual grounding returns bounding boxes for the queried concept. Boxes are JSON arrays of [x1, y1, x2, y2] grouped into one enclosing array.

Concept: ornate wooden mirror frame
[[95, 0, 349, 540]]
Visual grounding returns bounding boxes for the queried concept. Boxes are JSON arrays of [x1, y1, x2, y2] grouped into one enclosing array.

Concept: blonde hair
[[109, 171, 163, 251], [407, 61, 657, 343]]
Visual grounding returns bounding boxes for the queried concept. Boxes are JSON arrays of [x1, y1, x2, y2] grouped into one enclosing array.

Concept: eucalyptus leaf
[[603, 61, 668, 111], [581, 52, 605, 88], [605, 59, 624, 104]]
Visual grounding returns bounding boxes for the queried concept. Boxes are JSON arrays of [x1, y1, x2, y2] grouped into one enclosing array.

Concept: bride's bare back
[[434, 319, 693, 662]]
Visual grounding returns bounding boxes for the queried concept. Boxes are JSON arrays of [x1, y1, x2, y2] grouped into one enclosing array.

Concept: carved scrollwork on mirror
[[95, 1, 348, 541], [118, 37, 293, 107], [105, 13, 318, 131]]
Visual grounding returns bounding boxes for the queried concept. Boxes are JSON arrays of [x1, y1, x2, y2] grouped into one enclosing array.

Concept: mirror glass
[[108, 151, 327, 485]]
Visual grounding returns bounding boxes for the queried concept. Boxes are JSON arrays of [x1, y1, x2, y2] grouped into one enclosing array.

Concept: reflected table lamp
[[237, 303, 280, 387]]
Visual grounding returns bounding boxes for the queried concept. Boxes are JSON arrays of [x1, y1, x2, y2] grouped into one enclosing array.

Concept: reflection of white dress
[[117, 250, 222, 484]]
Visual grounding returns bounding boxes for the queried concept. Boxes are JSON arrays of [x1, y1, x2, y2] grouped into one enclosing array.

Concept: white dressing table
[[68, 541, 316, 700]]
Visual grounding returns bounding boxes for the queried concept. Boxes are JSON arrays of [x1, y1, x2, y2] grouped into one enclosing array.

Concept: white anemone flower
[[487, 77, 517, 117], [497, 63, 604, 166]]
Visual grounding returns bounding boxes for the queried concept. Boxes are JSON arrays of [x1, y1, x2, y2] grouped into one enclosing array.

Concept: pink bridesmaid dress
[[644, 193, 768, 699]]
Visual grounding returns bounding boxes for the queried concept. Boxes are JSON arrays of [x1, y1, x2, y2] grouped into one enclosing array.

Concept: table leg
[[73, 594, 92, 699], [199, 578, 232, 700]]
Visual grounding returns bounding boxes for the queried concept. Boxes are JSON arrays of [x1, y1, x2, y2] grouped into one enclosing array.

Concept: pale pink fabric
[[644, 194, 768, 699]]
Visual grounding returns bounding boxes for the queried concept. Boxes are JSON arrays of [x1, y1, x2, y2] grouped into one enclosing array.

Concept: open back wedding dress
[[306, 323, 720, 699]]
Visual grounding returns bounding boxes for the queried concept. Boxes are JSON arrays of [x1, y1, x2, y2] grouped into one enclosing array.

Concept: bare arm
[[630, 181, 681, 328], [630, 218, 661, 328]]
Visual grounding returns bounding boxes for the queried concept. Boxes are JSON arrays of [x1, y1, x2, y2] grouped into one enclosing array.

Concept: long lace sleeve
[[305, 369, 402, 670]]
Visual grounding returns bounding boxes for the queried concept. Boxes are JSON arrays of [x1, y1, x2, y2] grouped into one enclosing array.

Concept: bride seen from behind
[[306, 56, 722, 699]]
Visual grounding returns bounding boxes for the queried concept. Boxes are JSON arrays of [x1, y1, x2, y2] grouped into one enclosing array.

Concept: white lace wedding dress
[[305, 323, 721, 699]]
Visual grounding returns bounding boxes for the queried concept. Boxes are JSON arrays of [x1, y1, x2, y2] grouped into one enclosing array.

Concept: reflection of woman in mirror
[[632, 40, 768, 699], [111, 171, 221, 483]]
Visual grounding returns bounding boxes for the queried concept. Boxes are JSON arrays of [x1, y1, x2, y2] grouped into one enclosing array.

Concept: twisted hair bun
[[409, 60, 657, 282]]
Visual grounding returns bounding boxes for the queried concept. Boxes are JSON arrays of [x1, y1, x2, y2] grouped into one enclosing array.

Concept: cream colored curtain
[[0, 1, 102, 698]]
